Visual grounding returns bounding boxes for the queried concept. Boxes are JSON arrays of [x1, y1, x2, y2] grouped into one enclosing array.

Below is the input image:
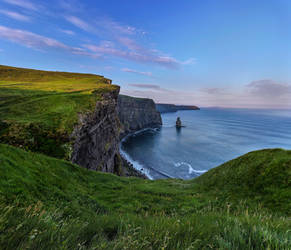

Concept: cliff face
[[117, 95, 162, 137], [71, 88, 122, 175], [156, 104, 200, 113], [71, 93, 161, 178]]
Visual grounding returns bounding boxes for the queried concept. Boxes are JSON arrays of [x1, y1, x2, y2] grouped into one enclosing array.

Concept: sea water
[[120, 108, 291, 180]]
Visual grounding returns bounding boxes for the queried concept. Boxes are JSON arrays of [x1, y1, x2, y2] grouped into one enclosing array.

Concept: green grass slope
[[0, 65, 119, 158], [0, 144, 290, 249], [194, 149, 291, 214]]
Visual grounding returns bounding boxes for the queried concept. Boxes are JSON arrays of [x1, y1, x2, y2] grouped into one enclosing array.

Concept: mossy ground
[[0, 144, 290, 249], [0, 65, 119, 158]]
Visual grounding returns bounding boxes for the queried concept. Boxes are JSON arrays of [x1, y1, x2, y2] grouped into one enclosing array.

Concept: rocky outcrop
[[71, 88, 123, 175], [156, 104, 200, 113], [117, 95, 162, 137], [176, 117, 182, 128]]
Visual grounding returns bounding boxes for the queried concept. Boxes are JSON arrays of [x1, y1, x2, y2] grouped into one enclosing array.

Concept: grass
[[0, 65, 119, 158], [0, 144, 290, 249]]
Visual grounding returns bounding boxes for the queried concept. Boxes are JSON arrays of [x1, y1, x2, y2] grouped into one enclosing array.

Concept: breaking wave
[[174, 162, 207, 175]]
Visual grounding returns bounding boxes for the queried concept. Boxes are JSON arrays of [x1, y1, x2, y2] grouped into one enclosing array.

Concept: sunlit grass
[[0, 65, 119, 158], [0, 144, 290, 249]]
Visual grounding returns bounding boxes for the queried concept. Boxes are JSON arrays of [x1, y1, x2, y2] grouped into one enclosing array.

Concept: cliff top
[[0, 65, 119, 158], [0, 143, 290, 249], [0, 65, 114, 93]]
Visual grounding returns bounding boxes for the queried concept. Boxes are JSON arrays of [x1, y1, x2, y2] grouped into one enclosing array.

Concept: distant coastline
[[156, 103, 200, 113]]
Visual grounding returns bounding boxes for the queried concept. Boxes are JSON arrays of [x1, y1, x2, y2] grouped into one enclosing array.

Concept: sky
[[0, 0, 290, 108]]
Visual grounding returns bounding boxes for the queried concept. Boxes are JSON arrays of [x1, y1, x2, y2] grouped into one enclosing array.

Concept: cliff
[[72, 93, 160, 178], [0, 66, 161, 178], [117, 95, 162, 137], [156, 103, 200, 113], [71, 88, 122, 174], [0, 65, 124, 175]]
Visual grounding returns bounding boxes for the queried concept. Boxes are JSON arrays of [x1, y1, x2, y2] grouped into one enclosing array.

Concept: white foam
[[174, 162, 207, 175], [119, 146, 154, 180]]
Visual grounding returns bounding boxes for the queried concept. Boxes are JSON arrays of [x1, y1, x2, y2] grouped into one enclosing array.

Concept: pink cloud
[[0, 25, 101, 58], [65, 16, 92, 32], [0, 9, 31, 22], [117, 37, 143, 51], [128, 83, 161, 90], [61, 13, 194, 69], [59, 29, 75, 36], [246, 80, 291, 97], [3, 0, 38, 11], [100, 18, 137, 35], [122, 68, 152, 77], [83, 42, 181, 69]]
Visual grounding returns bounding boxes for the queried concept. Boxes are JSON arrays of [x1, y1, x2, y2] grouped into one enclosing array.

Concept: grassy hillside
[[0, 144, 290, 249], [194, 149, 291, 214], [0, 65, 119, 158]]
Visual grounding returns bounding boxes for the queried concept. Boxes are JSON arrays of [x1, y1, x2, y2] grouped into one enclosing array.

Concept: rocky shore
[[121, 156, 148, 179]]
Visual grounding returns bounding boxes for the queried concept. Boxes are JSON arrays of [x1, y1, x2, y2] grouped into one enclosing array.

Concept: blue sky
[[0, 0, 290, 108]]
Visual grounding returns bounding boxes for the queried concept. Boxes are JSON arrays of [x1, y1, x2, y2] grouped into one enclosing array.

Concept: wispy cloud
[[0, 25, 100, 58], [3, 0, 38, 11], [200, 87, 227, 95], [79, 64, 114, 71], [122, 68, 152, 77], [128, 83, 161, 90], [65, 16, 92, 32], [84, 42, 182, 69], [246, 80, 291, 97], [197, 80, 291, 108], [181, 58, 196, 65], [58, 0, 84, 13], [59, 29, 75, 36], [0, 9, 31, 22], [0, 1, 195, 70], [99, 18, 137, 36], [0, 25, 66, 50], [116, 37, 142, 51], [62, 14, 193, 69]]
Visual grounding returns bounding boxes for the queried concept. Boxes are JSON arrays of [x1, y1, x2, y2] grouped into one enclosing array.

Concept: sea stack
[[176, 117, 182, 128]]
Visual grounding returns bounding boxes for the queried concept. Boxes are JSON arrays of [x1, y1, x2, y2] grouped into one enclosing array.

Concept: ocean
[[120, 108, 291, 180]]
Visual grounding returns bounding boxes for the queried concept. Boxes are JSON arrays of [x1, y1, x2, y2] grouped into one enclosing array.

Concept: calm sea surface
[[120, 108, 291, 180]]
